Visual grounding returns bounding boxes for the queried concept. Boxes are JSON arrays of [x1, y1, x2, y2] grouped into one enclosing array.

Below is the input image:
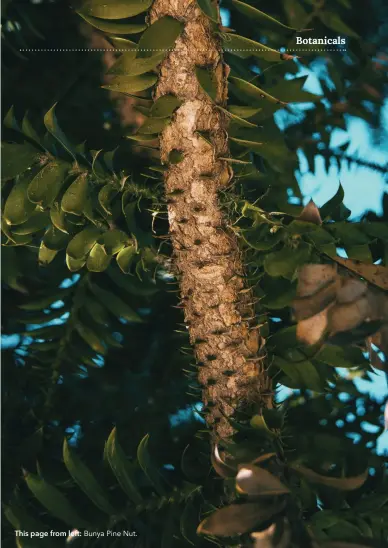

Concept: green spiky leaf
[[104, 427, 143, 504], [78, 0, 153, 20], [197, 0, 218, 22], [108, 51, 165, 77], [136, 16, 184, 58], [86, 243, 112, 272], [102, 73, 157, 94], [61, 173, 89, 216], [90, 283, 143, 322], [223, 34, 294, 62], [27, 162, 69, 208], [232, 0, 307, 31], [137, 434, 166, 496], [196, 66, 218, 101], [24, 470, 90, 528], [66, 226, 102, 259], [3, 171, 37, 225], [77, 12, 147, 34], [63, 438, 116, 515], [116, 245, 137, 273], [1, 142, 40, 181], [44, 104, 78, 161]]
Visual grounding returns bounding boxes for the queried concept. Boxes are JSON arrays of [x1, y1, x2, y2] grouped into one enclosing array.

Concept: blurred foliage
[[1, 0, 388, 547]]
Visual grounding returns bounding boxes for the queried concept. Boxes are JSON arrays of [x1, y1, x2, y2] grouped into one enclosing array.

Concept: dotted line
[[18, 48, 170, 52], [19, 48, 347, 53], [225, 48, 347, 52]]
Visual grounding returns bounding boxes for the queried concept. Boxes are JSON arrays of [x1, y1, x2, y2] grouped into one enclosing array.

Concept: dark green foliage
[[2, 0, 388, 546]]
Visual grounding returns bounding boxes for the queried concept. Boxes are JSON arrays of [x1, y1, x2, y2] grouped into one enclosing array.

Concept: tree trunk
[[150, 0, 272, 440]]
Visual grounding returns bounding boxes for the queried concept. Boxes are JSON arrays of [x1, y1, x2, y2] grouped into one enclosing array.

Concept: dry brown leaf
[[294, 261, 388, 355], [296, 305, 331, 345], [365, 289, 388, 318], [251, 522, 277, 545], [211, 444, 237, 478], [251, 520, 291, 548], [197, 499, 285, 537], [291, 464, 368, 491], [293, 281, 339, 320], [328, 298, 371, 335], [332, 256, 388, 291], [336, 278, 367, 304], [296, 264, 338, 298], [236, 464, 290, 496], [298, 199, 322, 226], [252, 452, 277, 466]]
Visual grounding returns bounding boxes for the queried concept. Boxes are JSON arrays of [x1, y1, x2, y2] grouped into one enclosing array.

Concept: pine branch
[[150, 0, 272, 441]]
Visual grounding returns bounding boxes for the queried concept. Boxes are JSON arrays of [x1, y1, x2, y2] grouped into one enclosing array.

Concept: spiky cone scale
[[150, 0, 272, 440]]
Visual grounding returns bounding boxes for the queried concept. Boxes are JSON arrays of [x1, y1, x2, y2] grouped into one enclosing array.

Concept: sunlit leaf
[[66, 227, 102, 259], [169, 149, 184, 164], [250, 414, 276, 436], [265, 76, 323, 103], [108, 51, 165, 77], [124, 132, 159, 142], [4, 171, 37, 225], [50, 202, 70, 234], [1, 142, 40, 181], [150, 95, 182, 117], [102, 73, 157, 94], [86, 243, 112, 272], [27, 162, 69, 208], [77, 12, 146, 34], [61, 173, 89, 216], [228, 105, 262, 119], [38, 243, 58, 266], [223, 35, 294, 63], [229, 76, 288, 107], [78, 0, 152, 19], [98, 229, 130, 255], [218, 106, 258, 128], [136, 16, 184, 58], [137, 116, 170, 134], [116, 245, 137, 273], [97, 184, 117, 216]]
